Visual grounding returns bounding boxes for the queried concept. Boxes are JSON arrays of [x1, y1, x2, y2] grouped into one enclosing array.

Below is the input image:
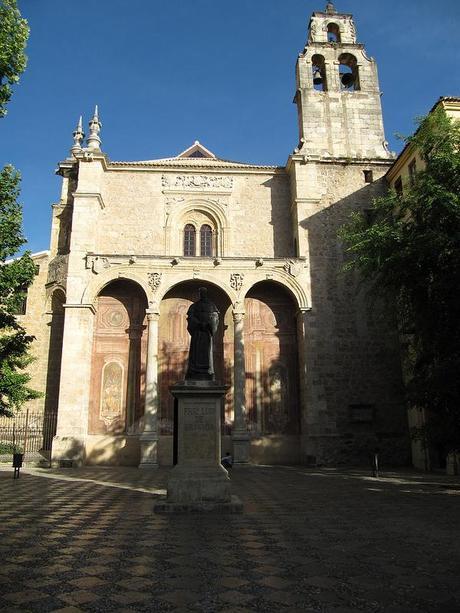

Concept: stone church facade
[[22, 3, 410, 467]]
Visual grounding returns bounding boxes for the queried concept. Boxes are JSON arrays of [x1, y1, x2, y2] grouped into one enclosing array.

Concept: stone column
[[232, 309, 250, 463], [139, 309, 160, 468], [126, 324, 143, 434], [52, 303, 95, 466]]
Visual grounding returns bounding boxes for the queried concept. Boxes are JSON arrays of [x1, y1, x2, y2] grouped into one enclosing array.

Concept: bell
[[313, 69, 323, 85], [341, 72, 355, 88]]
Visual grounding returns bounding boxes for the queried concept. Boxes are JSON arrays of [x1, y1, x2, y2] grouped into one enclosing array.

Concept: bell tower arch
[[294, 2, 391, 160]]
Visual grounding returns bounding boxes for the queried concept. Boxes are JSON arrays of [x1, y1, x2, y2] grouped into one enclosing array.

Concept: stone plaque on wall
[[182, 404, 216, 461]]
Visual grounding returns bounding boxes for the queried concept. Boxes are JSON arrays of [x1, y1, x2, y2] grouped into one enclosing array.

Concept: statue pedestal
[[154, 381, 243, 513]]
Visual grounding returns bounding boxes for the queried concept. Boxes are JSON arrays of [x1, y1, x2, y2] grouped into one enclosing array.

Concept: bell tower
[[294, 2, 391, 160]]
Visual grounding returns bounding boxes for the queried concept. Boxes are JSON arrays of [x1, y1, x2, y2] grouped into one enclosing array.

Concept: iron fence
[[0, 410, 57, 466]]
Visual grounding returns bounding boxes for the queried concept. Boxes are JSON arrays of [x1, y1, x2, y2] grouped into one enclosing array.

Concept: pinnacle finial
[[326, 2, 336, 14], [87, 105, 102, 151], [71, 115, 85, 156]]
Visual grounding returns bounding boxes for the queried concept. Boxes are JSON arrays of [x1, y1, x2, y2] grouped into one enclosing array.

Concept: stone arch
[[311, 53, 327, 91], [156, 272, 236, 308], [244, 272, 308, 311], [81, 270, 150, 308], [325, 21, 341, 42], [339, 52, 360, 91], [165, 199, 229, 256], [88, 279, 148, 437], [45, 283, 66, 312], [243, 281, 300, 436]]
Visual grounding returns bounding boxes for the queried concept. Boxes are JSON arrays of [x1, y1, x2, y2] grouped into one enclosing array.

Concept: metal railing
[[0, 410, 57, 466]]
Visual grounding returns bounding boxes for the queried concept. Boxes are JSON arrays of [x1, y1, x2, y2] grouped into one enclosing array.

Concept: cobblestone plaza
[[0, 465, 459, 612]]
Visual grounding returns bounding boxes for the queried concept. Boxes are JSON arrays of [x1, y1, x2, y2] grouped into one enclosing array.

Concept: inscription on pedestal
[[183, 405, 216, 461]]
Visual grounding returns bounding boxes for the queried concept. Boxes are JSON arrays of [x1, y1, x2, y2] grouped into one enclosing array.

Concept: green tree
[[0, 0, 38, 416], [339, 107, 460, 456], [0, 0, 29, 117]]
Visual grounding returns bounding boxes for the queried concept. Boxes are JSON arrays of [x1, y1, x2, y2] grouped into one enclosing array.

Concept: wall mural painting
[[100, 361, 124, 426], [89, 281, 147, 436], [244, 285, 299, 435]]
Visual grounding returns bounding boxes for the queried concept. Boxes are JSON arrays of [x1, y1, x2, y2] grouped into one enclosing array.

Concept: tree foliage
[[0, 166, 39, 415], [0, 0, 29, 118], [339, 107, 460, 453], [0, 1, 37, 416]]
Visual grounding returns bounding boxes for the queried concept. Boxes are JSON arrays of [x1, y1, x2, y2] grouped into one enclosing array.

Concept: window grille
[[200, 224, 213, 256], [184, 224, 196, 256]]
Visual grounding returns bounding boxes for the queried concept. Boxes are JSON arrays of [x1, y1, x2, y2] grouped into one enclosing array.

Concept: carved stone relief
[[283, 259, 303, 277], [148, 272, 162, 292], [230, 273, 244, 293], [86, 255, 111, 274], [162, 175, 233, 190]]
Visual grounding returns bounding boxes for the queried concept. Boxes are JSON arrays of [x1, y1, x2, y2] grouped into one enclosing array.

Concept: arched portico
[[81, 269, 151, 309], [54, 261, 308, 467], [88, 279, 148, 440], [232, 280, 303, 464]]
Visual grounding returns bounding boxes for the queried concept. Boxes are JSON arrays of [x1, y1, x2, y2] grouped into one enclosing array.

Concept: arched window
[[183, 224, 196, 256], [327, 22, 341, 43], [338, 53, 360, 91], [200, 224, 213, 256], [312, 54, 327, 91]]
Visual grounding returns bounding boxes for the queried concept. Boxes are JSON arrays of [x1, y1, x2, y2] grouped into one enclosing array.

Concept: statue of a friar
[[185, 287, 219, 381]]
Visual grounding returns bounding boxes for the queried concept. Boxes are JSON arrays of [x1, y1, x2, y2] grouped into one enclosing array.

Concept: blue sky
[[1, 0, 460, 253]]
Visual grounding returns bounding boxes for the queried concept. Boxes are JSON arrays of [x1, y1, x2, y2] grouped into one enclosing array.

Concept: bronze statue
[[185, 287, 219, 380]]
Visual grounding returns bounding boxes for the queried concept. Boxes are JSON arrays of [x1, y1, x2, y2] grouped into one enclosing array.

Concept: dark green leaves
[[0, 0, 29, 117], [340, 108, 460, 453]]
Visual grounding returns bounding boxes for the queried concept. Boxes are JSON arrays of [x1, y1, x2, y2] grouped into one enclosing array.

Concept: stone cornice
[[57, 155, 286, 176], [72, 191, 105, 209], [286, 154, 394, 173], [85, 253, 307, 267], [63, 303, 96, 314], [107, 161, 286, 175]]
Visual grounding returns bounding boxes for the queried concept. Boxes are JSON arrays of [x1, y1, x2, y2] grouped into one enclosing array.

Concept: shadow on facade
[[43, 289, 66, 450], [262, 175, 296, 258], [298, 175, 410, 465], [156, 279, 301, 464]]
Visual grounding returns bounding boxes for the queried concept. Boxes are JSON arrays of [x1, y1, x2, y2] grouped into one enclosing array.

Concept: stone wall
[[92, 166, 292, 259], [16, 251, 50, 414], [291, 159, 410, 465]]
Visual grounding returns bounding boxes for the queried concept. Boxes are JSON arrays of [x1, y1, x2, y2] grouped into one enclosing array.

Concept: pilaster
[[52, 303, 96, 465]]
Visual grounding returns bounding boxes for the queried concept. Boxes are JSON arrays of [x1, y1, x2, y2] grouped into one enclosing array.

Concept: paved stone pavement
[[0, 465, 459, 612]]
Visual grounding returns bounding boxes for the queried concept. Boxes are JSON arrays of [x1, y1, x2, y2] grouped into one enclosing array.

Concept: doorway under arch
[[88, 279, 148, 436], [158, 281, 233, 443], [244, 281, 300, 436]]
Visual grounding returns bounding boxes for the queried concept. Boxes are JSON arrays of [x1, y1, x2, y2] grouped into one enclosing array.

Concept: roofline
[[4, 249, 50, 265], [107, 160, 283, 172], [177, 140, 216, 159], [57, 152, 284, 174]]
